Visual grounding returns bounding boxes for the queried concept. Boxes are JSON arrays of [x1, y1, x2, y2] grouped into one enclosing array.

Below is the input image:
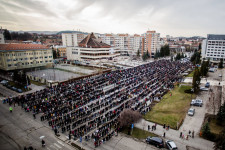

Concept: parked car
[[165, 140, 178, 150], [200, 87, 209, 91], [146, 136, 164, 148], [17, 89, 23, 93], [190, 99, 203, 107], [0, 80, 8, 85], [209, 68, 215, 72], [205, 82, 210, 88], [11, 87, 17, 91], [6, 84, 12, 89], [188, 108, 195, 116]]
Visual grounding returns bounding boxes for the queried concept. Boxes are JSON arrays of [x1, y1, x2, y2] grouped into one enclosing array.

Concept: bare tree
[[118, 109, 142, 127]]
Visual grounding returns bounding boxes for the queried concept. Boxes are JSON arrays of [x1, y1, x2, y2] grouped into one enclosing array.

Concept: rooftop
[[208, 34, 225, 40], [0, 44, 49, 51], [79, 33, 111, 48]]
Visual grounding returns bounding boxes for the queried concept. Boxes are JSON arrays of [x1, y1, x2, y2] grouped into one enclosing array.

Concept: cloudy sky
[[0, 0, 225, 37]]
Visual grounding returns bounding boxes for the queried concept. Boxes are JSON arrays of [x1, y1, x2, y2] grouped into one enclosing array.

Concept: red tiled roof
[[0, 44, 49, 51], [79, 33, 111, 48]]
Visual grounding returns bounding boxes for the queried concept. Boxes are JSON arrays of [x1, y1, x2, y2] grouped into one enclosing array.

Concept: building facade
[[0, 44, 53, 71], [100, 33, 142, 55], [62, 33, 86, 47], [202, 34, 225, 63], [141, 31, 161, 58], [0, 28, 5, 44], [67, 33, 120, 60]]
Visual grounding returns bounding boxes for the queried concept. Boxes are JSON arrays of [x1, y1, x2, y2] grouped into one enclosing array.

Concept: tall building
[[100, 33, 141, 55], [62, 33, 86, 47], [142, 31, 161, 58], [202, 34, 225, 63], [67, 33, 120, 60], [0, 28, 5, 44], [0, 44, 53, 71]]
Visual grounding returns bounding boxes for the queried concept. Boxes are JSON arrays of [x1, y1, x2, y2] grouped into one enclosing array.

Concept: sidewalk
[[135, 119, 214, 150]]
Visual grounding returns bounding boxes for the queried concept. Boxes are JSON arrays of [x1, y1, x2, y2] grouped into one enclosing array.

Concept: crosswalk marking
[[50, 144, 59, 150], [54, 143, 62, 149], [57, 140, 65, 146]]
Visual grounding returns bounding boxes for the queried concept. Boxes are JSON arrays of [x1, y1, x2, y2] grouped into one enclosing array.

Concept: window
[[45, 60, 48, 63], [30, 57, 33, 60], [7, 59, 11, 62], [24, 58, 28, 60], [8, 64, 12, 67], [45, 56, 48, 58]]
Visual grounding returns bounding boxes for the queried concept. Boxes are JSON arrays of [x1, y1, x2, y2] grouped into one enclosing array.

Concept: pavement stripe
[[57, 140, 65, 146], [50, 144, 59, 150], [54, 143, 62, 149]]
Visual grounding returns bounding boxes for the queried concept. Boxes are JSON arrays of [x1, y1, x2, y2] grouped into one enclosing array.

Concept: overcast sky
[[0, 0, 225, 37]]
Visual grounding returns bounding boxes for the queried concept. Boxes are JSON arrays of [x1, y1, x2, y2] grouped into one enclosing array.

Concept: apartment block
[[202, 34, 225, 63], [62, 33, 86, 47], [0, 28, 5, 44], [0, 44, 53, 71], [142, 31, 161, 57]]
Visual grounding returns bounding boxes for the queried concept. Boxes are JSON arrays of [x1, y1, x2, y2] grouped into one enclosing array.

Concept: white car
[[166, 140, 178, 150], [188, 108, 195, 116]]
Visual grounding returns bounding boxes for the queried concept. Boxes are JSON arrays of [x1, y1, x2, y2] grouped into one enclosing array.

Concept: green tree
[[218, 59, 224, 69], [3, 29, 11, 40], [13, 70, 19, 82], [52, 47, 57, 59], [192, 68, 201, 93], [217, 102, 225, 125], [21, 73, 27, 86], [175, 53, 181, 60], [57, 49, 60, 58], [137, 49, 140, 57], [202, 123, 211, 138], [214, 129, 225, 150], [199, 43, 202, 50]]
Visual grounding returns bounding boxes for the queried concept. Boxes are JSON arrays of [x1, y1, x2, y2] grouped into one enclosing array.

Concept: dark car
[[12, 87, 17, 91], [17, 89, 23, 93], [146, 136, 164, 148], [205, 82, 210, 88]]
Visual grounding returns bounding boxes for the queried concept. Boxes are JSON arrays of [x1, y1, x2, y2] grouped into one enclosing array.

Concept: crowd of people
[[4, 59, 192, 146]]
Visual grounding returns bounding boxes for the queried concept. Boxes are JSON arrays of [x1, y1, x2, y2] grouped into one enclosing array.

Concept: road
[[0, 100, 74, 150]]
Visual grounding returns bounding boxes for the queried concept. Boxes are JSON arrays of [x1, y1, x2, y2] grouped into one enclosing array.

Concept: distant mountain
[[9, 30, 89, 35], [56, 31, 89, 35]]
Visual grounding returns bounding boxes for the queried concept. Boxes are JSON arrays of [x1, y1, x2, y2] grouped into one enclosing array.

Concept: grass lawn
[[30, 80, 46, 86], [208, 118, 224, 135], [186, 70, 194, 77], [121, 127, 157, 139], [144, 85, 196, 129]]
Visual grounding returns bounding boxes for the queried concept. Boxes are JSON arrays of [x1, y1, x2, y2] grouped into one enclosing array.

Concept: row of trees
[[142, 51, 150, 61], [200, 59, 210, 77], [191, 51, 201, 65], [192, 68, 201, 93], [175, 52, 186, 61], [154, 44, 170, 59], [4, 29, 33, 41], [13, 70, 30, 86], [52, 48, 60, 59], [218, 59, 224, 69], [202, 102, 225, 149]]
